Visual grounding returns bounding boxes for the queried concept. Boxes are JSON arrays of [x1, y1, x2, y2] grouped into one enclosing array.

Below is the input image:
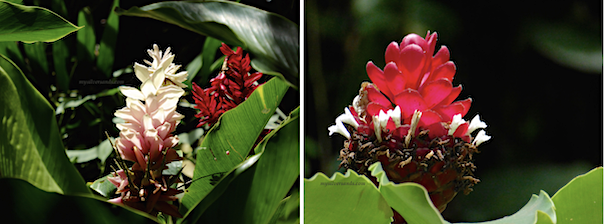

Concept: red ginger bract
[[365, 31, 471, 127], [192, 43, 263, 128], [329, 32, 490, 223]]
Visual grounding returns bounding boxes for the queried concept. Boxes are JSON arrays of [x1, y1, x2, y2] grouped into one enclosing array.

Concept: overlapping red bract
[[365, 31, 471, 127], [192, 43, 263, 128]]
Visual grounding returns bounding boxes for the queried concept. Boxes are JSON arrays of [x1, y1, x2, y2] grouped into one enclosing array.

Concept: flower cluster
[[108, 45, 186, 218], [192, 43, 263, 128], [329, 32, 491, 218]]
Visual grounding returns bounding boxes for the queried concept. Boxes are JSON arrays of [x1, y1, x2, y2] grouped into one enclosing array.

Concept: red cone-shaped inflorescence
[[108, 45, 186, 218], [192, 43, 263, 128], [364, 31, 470, 127], [329, 32, 491, 223]]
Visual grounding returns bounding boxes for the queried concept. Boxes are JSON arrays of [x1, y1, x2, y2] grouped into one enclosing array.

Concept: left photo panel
[[0, 0, 300, 223]]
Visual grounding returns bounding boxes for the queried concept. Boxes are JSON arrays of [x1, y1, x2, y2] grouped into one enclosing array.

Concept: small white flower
[[265, 108, 287, 130], [328, 122, 351, 139], [372, 115, 382, 142], [328, 107, 359, 139], [388, 106, 402, 128], [378, 110, 389, 131], [467, 114, 487, 134], [405, 110, 422, 147], [340, 107, 359, 129], [352, 95, 363, 116], [472, 130, 491, 146], [448, 114, 467, 136], [371, 107, 403, 142]]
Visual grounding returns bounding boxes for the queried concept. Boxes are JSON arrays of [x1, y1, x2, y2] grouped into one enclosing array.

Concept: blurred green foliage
[[305, 0, 602, 222]]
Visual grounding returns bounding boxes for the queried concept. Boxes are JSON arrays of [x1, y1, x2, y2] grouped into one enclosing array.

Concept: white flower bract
[[472, 130, 491, 146], [328, 107, 359, 139], [448, 114, 466, 136], [467, 114, 487, 134]]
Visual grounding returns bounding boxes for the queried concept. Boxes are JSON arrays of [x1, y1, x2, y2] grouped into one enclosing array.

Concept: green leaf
[[535, 211, 556, 224], [180, 77, 289, 211], [117, 1, 299, 86], [5, 0, 23, 5], [180, 153, 262, 223], [52, 39, 70, 91], [445, 162, 593, 221], [185, 50, 203, 84], [77, 7, 96, 64], [0, 54, 89, 195], [163, 160, 183, 176], [23, 42, 50, 92], [454, 191, 555, 224], [304, 169, 393, 224], [551, 167, 603, 224], [369, 162, 446, 224], [90, 174, 117, 198], [177, 128, 204, 145], [97, 0, 120, 78], [369, 162, 557, 224], [65, 138, 114, 164], [186, 107, 300, 223], [198, 37, 223, 83], [186, 36, 223, 86], [0, 1, 81, 43], [0, 41, 24, 69], [268, 190, 300, 224], [0, 178, 157, 223]]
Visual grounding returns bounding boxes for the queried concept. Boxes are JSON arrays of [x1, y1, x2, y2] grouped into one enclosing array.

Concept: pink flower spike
[[436, 85, 462, 108], [399, 44, 426, 89], [366, 62, 392, 99], [419, 79, 452, 108], [425, 31, 438, 58], [394, 89, 427, 120], [425, 122, 447, 139], [116, 138, 136, 162], [453, 122, 469, 137], [418, 110, 443, 127], [401, 33, 428, 52], [133, 146, 147, 171], [434, 103, 465, 122], [385, 41, 401, 64], [429, 61, 456, 83], [384, 62, 407, 96], [366, 84, 393, 108], [432, 46, 451, 70]]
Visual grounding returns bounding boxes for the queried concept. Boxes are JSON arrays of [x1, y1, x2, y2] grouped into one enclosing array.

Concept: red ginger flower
[[364, 31, 471, 128], [329, 32, 491, 221], [192, 43, 263, 128]]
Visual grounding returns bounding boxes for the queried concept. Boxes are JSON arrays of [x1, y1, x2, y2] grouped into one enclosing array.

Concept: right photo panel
[[303, 0, 603, 223]]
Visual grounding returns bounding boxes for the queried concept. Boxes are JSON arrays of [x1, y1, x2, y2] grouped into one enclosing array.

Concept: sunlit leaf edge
[[0, 1, 82, 43]]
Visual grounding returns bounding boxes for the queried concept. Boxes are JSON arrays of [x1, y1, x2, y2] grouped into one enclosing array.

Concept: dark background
[[304, 0, 602, 222]]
